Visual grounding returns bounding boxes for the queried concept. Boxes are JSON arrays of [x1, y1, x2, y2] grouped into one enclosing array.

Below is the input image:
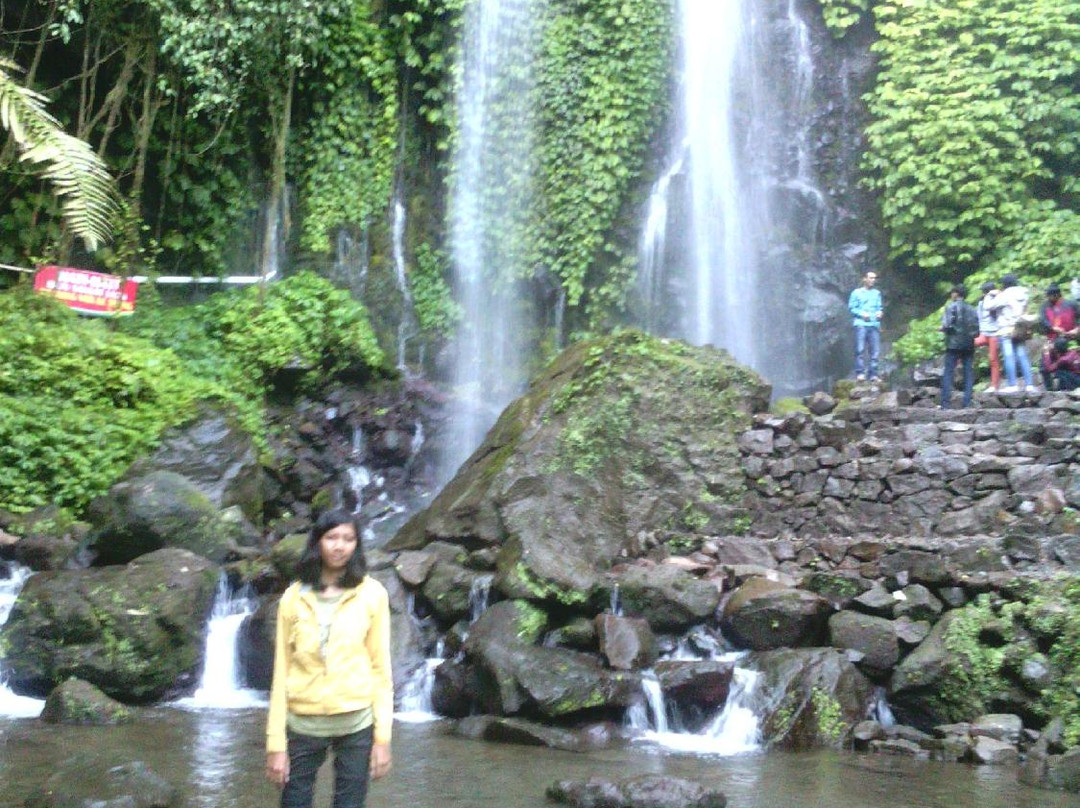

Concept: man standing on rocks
[[848, 270, 883, 382], [940, 284, 979, 409]]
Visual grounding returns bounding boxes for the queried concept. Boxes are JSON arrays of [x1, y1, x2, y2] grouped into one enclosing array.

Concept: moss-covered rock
[[390, 332, 769, 612], [0, 548, 217, 702], [40, 678, 133, 725]]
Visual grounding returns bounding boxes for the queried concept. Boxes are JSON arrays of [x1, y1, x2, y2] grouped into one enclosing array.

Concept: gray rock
[[595, 614, 656, 670], [852, 720, 886, 749], [893, 617, 931, 646], [828, 611, 899, 671], [893, 584, 943, 622], [40, 678, 132, 725], [971, 713, 1023, 745], [868, 738, 929, 758], [455, 715, 588, 752], [394, 549, 437, 586], [598, 565, 721, 632], [720, 579, 831, 650], [852, 585, 895, 618], [804, 392, 837, 416], [969, 736, 1019, 765], [654, 660, 734, 708], [1008, 464, 1057, 497]]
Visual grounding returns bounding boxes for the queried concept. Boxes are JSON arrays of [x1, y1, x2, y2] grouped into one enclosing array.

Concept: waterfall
[[346, 425, 373, 514], [392, 194, 418, 373], [175, 575, 265, 710], [441, 0, 542, 483], [610, 584, 623, 617], [638, 0, 842, 396], [468, 575, 494, 624], [626, 644, 762, 756], [335, 226, 369, 296], [0, 561, 44, 718], [395, 596, 446, 724]]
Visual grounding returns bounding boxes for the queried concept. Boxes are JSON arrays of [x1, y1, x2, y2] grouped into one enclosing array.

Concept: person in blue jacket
[[848, 271, 883, 381]]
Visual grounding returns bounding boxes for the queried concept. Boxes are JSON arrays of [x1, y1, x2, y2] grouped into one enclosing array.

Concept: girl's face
[[318, 522, 358, 573]]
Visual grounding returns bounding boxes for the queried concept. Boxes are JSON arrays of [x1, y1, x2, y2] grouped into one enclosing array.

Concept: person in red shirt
[[1039, 283, 1079, 388], [1044, 337, 1080, 391]]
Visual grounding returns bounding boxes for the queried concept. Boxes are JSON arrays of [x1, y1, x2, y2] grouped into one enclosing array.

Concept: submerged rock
[[40, 678, 132, 725], [24, 759, 176, 808], [547, 775, 726, 808], [455, 715, 596, 752]]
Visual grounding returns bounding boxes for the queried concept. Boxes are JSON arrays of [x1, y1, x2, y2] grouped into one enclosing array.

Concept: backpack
[[946, 301, 979, 351]]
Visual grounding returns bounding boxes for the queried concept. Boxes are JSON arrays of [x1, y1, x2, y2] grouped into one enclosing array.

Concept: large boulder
[[595, 565, 721, 631], [721, 578, 831, 650], [1, 548, 218, 701], [389, 333, 769, 609], [124, 403, 263, 520], [746, 648, 875, 749], [87, 471, 258, 565], [40, 678, 132, 725]]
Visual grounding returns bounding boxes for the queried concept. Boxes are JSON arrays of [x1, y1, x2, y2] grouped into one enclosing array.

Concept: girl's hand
[[266, 751, 289, 788], [370, 742, 392, 780]]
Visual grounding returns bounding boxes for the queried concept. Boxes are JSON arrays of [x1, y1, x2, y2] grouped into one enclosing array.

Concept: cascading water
[[334, 226, 369, 296], [0, 561, 44, 718], [639, 0, 852, 396], [626, 643, 762, 756], [392, 193, 419, 373], [175, 574, 265, 710], [441, 0, 542, 483]]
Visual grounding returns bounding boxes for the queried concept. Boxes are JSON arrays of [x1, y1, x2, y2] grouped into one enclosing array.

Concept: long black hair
[[296, 509, 368, 590]]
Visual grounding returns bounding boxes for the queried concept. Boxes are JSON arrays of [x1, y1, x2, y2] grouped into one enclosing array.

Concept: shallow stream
[[2, 710, 1078, 808]]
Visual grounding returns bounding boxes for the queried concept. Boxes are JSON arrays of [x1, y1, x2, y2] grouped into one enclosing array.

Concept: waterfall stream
[[638, 0, 841, 395], [0, 561, 44, 718], [442, 0, 542, 482], [175, 575, 265, 710], [392, 193, 418, 373]]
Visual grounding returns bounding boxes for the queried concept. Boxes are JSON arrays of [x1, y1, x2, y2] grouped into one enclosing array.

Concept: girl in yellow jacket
[[266, 509, 393, 808]]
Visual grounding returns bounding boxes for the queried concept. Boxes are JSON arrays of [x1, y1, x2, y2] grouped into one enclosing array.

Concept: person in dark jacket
[[940, 284, 979, 409], [1044, 337, 1080, 391], [1039, 282, 1079, 388]]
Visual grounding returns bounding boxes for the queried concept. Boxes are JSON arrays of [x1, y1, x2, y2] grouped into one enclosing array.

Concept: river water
[[1, 711, 1077, 808]]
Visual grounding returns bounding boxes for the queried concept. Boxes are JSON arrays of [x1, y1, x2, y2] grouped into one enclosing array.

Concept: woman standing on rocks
[[266, 509, 393, 808]]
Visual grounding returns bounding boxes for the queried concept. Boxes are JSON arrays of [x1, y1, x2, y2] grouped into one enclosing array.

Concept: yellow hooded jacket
[[266, 577, 393, 753]]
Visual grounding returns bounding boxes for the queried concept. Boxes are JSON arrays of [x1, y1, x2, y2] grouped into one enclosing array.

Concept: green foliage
[[0, 287, 213, 512], [298, 4, 399, 253], [533, 0, 673, 314], [410, 243, 461, 338], [865, 1, 1080, 277], [819, 0, 871, 36]]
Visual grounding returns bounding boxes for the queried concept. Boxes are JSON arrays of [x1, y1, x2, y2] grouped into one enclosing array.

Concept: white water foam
[[0, 562, 45, 718], [174, 575, 265, 710]]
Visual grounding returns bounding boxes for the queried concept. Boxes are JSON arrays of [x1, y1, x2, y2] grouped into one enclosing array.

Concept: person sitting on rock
[[266, 509, 393, 808], [1043, 337, 1080, 392], [1039, 282, 1079, 388]]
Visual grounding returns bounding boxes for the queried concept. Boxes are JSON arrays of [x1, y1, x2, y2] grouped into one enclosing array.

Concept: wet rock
[[721, 578, 831, 650], [422, 560, 493, 623], [828, 611, 899, 672], [804, 392, 837, 417], [597, 565, 721, 632], [653, 660, 734, 708], [852, 584, 895, 618], [971, 714, 1023, 745], [40, 678, 132, 725], [547, 775, 726, 808], [748, 648, 875, 750], [86, 471, 258, 564], [968, 736, 1019, 765], [5, 506, 85, 571], [455, 715, 588, 752], [394, 549, 438, 586], [869, 738, 929, 758], [431, 657, 479, 718], [24, 759, 176, 808], [892, 617, 930, 647], [892, 584, 943, 622], [545, 617, 598, 651], [1, 548, 217, 701], [595, 614, 656, 670], [125, 403, 262, 520], [852, 719, 886, 749]]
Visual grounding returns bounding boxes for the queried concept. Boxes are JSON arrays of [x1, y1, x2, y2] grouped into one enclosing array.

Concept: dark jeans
[[281, 726, 374, 808], [1054, 369, 1080, 391], [942, 349, 974, 408]]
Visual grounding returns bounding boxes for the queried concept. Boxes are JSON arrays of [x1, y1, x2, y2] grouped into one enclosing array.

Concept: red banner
[[34, 266, 138, 316]]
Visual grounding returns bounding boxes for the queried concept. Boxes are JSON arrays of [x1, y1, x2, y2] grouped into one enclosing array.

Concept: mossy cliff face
[[389, 331, 770, 608]]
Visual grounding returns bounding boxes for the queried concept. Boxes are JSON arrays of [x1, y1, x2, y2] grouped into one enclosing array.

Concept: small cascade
[[0, 561, 44, 718], [626, 670, 669, 734], [175, 575, 265, 710], [345, 425, 373, 514], [468, 575, 494, 624], [870, 686, 896, 729], [395, 596, 445, 724], [626, 639, 762, 756], [610, 584, 623, 617], [392, 195, 418, 373], [335, 226, 369, 295]]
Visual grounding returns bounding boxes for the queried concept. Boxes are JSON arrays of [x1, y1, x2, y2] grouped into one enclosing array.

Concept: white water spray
[[0, 562, 44, 718], [442, 0, 542, 482], [392, 195, 418, 372], [175, 575, 265, 710]]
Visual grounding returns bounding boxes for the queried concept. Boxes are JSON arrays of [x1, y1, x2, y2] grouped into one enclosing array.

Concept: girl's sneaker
[[1000, 385, 1019, 393]]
